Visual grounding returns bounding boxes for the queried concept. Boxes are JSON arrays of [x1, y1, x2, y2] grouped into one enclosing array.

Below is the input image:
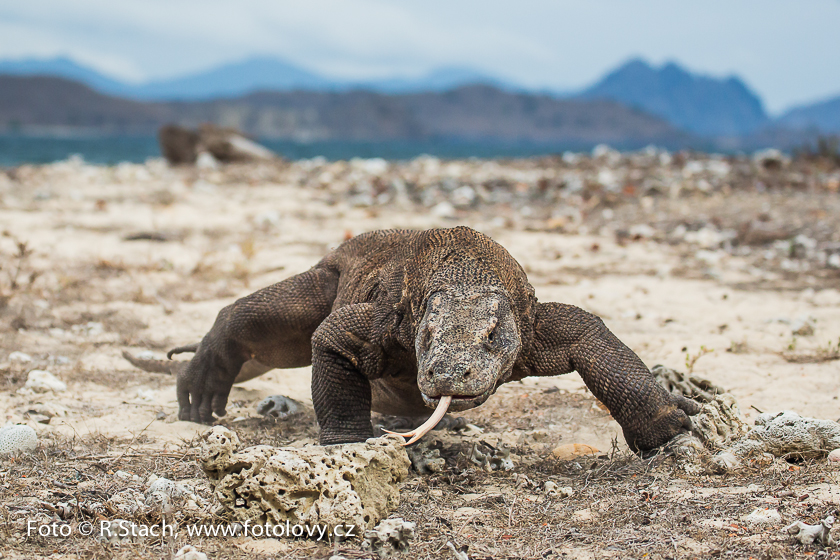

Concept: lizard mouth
[[422, 388, 493, 411]]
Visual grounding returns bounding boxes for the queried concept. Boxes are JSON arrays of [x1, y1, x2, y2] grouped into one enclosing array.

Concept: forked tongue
[[382, 396, 452, 446]]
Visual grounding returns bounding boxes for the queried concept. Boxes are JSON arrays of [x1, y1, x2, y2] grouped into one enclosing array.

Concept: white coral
[[0, 424, 38, 455]]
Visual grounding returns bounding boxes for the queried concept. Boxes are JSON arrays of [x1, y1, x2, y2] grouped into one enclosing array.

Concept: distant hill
[[580, 59, 768, 137], [778, 96, 840, 133], [0, 75, 686, 147], [4, 55, 839, 148], [169, 84, 686, 145], [0, 56, 509, 101], [131, 56, 334, 100], [0, 57, 131, 96], [0, 76, 169, 132]]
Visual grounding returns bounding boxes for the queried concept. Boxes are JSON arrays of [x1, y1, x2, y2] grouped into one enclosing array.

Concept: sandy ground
[[1, 156, 839, 559]]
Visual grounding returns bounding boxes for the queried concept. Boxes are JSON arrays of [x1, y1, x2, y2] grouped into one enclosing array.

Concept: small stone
[[362, 518, 415, 557], [9, 351, 32, 363], [551, 443, 600, 461], [256, 395, 301, 419], [20, 370, 67, 394], [0, 424, 38, 455], [544, 481, 574, 498], [828, 448, 840, 463], [174, 545, 208, 560], [27, 402, 68, 418], [430, 201, 456, 219], [99, 519, 140, 544], [741, 508, 782, 526], [712, 451, 741, 471]]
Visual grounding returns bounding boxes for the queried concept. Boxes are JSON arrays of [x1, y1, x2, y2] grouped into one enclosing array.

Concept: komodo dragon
[[127, 227, 699, 451]]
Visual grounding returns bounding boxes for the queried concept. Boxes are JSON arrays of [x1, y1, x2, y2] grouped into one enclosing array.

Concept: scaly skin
[[157, 227, 698, 452]]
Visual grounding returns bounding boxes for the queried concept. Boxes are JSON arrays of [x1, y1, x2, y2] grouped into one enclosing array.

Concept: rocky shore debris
[[200, 427, 410, 533], [783, 515, 836, 547], [256, 394, 301, 420], [654, 365, 840, 472], [159, 124, 276, 165], [18, 369, 67, 395], [362, 517, 416, 558]]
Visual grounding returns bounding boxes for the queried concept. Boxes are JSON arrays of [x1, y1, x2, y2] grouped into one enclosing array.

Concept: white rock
[[629, 224, 656, 239], [0, 424, 38, 455], [174, 545, 208, 560], [729, 411, 840, 459], [430, 201, 456, 219], [21, 370, 67, 393], [712, 452, 742, 472], [9, 351, 32, 363], [451, 186, 476, 208], [741, 508, 782, 526], [362, 518, 415, 557], [195, 151, 218, 169]]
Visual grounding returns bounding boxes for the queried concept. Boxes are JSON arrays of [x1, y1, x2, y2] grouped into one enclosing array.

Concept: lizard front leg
[[177, 265, 338, 423], [311, 303, 386, 444], [524, 302, 700, 452]]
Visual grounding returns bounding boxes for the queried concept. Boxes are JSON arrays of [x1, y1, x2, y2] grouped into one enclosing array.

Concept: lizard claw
[[382, 396, 452, 446]]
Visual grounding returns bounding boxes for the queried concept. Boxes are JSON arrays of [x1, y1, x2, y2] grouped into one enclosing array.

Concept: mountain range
[[0, 75, 687, 148], [1, 55, 838, 143]]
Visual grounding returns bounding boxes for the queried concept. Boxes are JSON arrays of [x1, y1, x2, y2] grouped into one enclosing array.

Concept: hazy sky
[[1, 0, 838, 114]]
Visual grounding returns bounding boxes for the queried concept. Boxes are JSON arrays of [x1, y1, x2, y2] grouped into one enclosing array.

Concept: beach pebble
[[741, 508, 782, 526], [362, 518, 415, 557], [20, 370, 67, 394], [27, 402, 68, 418], [256, 395, 300, 419], [0, 424, 38, 455], [9, 351, 32, 363], [174, 545, 208, 560], [99, 519, 140, 543], [544, 481, 574, 497]]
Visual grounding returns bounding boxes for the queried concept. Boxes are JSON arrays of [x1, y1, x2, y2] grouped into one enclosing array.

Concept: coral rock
[[200, 427, 410, 532], [729, 411, 840, 460], [362, 517, 416, 558], [0, 424, 38, 455]]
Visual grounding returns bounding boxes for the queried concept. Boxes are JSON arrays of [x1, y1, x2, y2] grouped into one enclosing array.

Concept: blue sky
[[0, 0, 838, 114]]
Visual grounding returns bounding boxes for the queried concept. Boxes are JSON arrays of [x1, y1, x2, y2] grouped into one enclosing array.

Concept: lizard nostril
[[464, 368, 472, 379]]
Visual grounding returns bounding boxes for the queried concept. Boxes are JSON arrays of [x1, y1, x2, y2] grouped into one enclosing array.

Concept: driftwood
[[158, 124, 276, 165]]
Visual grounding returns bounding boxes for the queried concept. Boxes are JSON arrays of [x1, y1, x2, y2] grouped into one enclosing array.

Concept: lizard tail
[[167, 343, 200, 360], [122, 350, 175, 374]]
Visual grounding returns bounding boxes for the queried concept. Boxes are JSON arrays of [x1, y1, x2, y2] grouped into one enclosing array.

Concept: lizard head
[[415, 288, 521, 412]]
